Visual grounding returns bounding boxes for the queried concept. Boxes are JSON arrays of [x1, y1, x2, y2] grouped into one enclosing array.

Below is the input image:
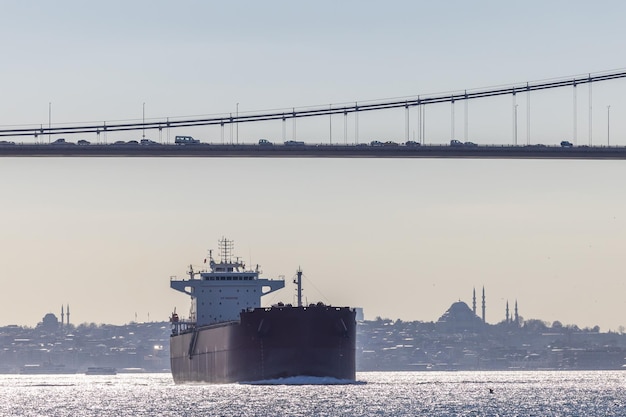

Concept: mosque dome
[[38, 313, 60, 331], [437, 301, 484, 332]]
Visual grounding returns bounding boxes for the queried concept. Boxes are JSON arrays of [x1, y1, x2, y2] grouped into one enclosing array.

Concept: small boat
[[85, 367, 117, 375], [19, 363, 77, 375]]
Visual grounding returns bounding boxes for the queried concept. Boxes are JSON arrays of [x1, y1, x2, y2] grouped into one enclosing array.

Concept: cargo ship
[[169, 238, 356, 384]]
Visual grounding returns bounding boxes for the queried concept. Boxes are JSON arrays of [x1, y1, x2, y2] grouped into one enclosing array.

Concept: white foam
[[241, 376, 366, 385]]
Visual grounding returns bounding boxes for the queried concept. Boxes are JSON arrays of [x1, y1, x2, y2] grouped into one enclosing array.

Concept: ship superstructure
[[170, 238, 285, 329]]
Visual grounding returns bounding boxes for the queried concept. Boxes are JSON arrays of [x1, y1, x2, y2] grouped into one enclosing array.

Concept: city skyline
[[1, 1, 626, 331], [36, 287, 542, 331]]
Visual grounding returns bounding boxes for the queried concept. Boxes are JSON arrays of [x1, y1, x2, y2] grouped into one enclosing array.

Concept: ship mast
[[294, 267, 303, 307], [219, 237, 234, 264]]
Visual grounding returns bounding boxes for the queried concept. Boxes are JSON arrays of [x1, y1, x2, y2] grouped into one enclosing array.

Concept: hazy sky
[[1, 1, 626, 331]]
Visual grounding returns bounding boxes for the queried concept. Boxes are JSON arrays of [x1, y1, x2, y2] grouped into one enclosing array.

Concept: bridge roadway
[[1, 143, 626, 159]]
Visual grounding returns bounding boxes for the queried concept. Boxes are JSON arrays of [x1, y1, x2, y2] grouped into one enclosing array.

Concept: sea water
[[0, 371, 624, 416]]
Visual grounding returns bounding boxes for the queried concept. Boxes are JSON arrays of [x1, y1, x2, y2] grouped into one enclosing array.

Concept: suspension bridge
[[1, 69, 625, 159]]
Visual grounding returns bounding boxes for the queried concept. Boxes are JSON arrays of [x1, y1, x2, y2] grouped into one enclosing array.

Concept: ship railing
[[171, 319, 196, 336]]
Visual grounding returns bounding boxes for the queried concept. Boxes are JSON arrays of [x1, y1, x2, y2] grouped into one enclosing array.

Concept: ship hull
[[170, 305, 356, 383]]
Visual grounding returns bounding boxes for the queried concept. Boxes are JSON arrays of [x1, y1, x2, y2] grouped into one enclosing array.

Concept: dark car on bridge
[[51, 138, 75, 145]]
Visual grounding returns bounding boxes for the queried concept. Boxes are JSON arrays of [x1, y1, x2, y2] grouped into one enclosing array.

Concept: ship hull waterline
[[170, 305, 356, 384]]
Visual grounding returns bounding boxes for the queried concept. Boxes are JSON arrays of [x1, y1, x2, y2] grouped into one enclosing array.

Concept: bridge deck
[[0, 143, 625, 159]]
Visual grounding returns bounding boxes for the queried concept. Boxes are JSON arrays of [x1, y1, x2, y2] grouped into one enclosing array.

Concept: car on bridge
[[404, 141, 420, 146], [258, 139, 273, 145], [77, 139, 90, 145], [370, 140, 383, 146], [560, 141, 573, 147], [175, 135, 200, 144], [383, 141, 399, 146], [450, 139, 477, 147], [51, 138, 75, 145], [284, 140, 305, 145]]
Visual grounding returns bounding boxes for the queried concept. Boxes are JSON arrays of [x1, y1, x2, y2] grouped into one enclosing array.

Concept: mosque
[[436, 287, 519, 332], [36, 304, 71, 331]]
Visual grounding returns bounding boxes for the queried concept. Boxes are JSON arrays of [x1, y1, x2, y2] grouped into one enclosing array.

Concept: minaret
[[61, 305, 65, 328], [514, 300, 519, 325], [66, 304, 70, 327], [505, 300, 510, 324], [482, 287, 486, 323], [472, 287, 476, 316]]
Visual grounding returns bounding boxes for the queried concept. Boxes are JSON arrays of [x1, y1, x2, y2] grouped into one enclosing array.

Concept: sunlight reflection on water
[[0, 371, 625, 416]]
